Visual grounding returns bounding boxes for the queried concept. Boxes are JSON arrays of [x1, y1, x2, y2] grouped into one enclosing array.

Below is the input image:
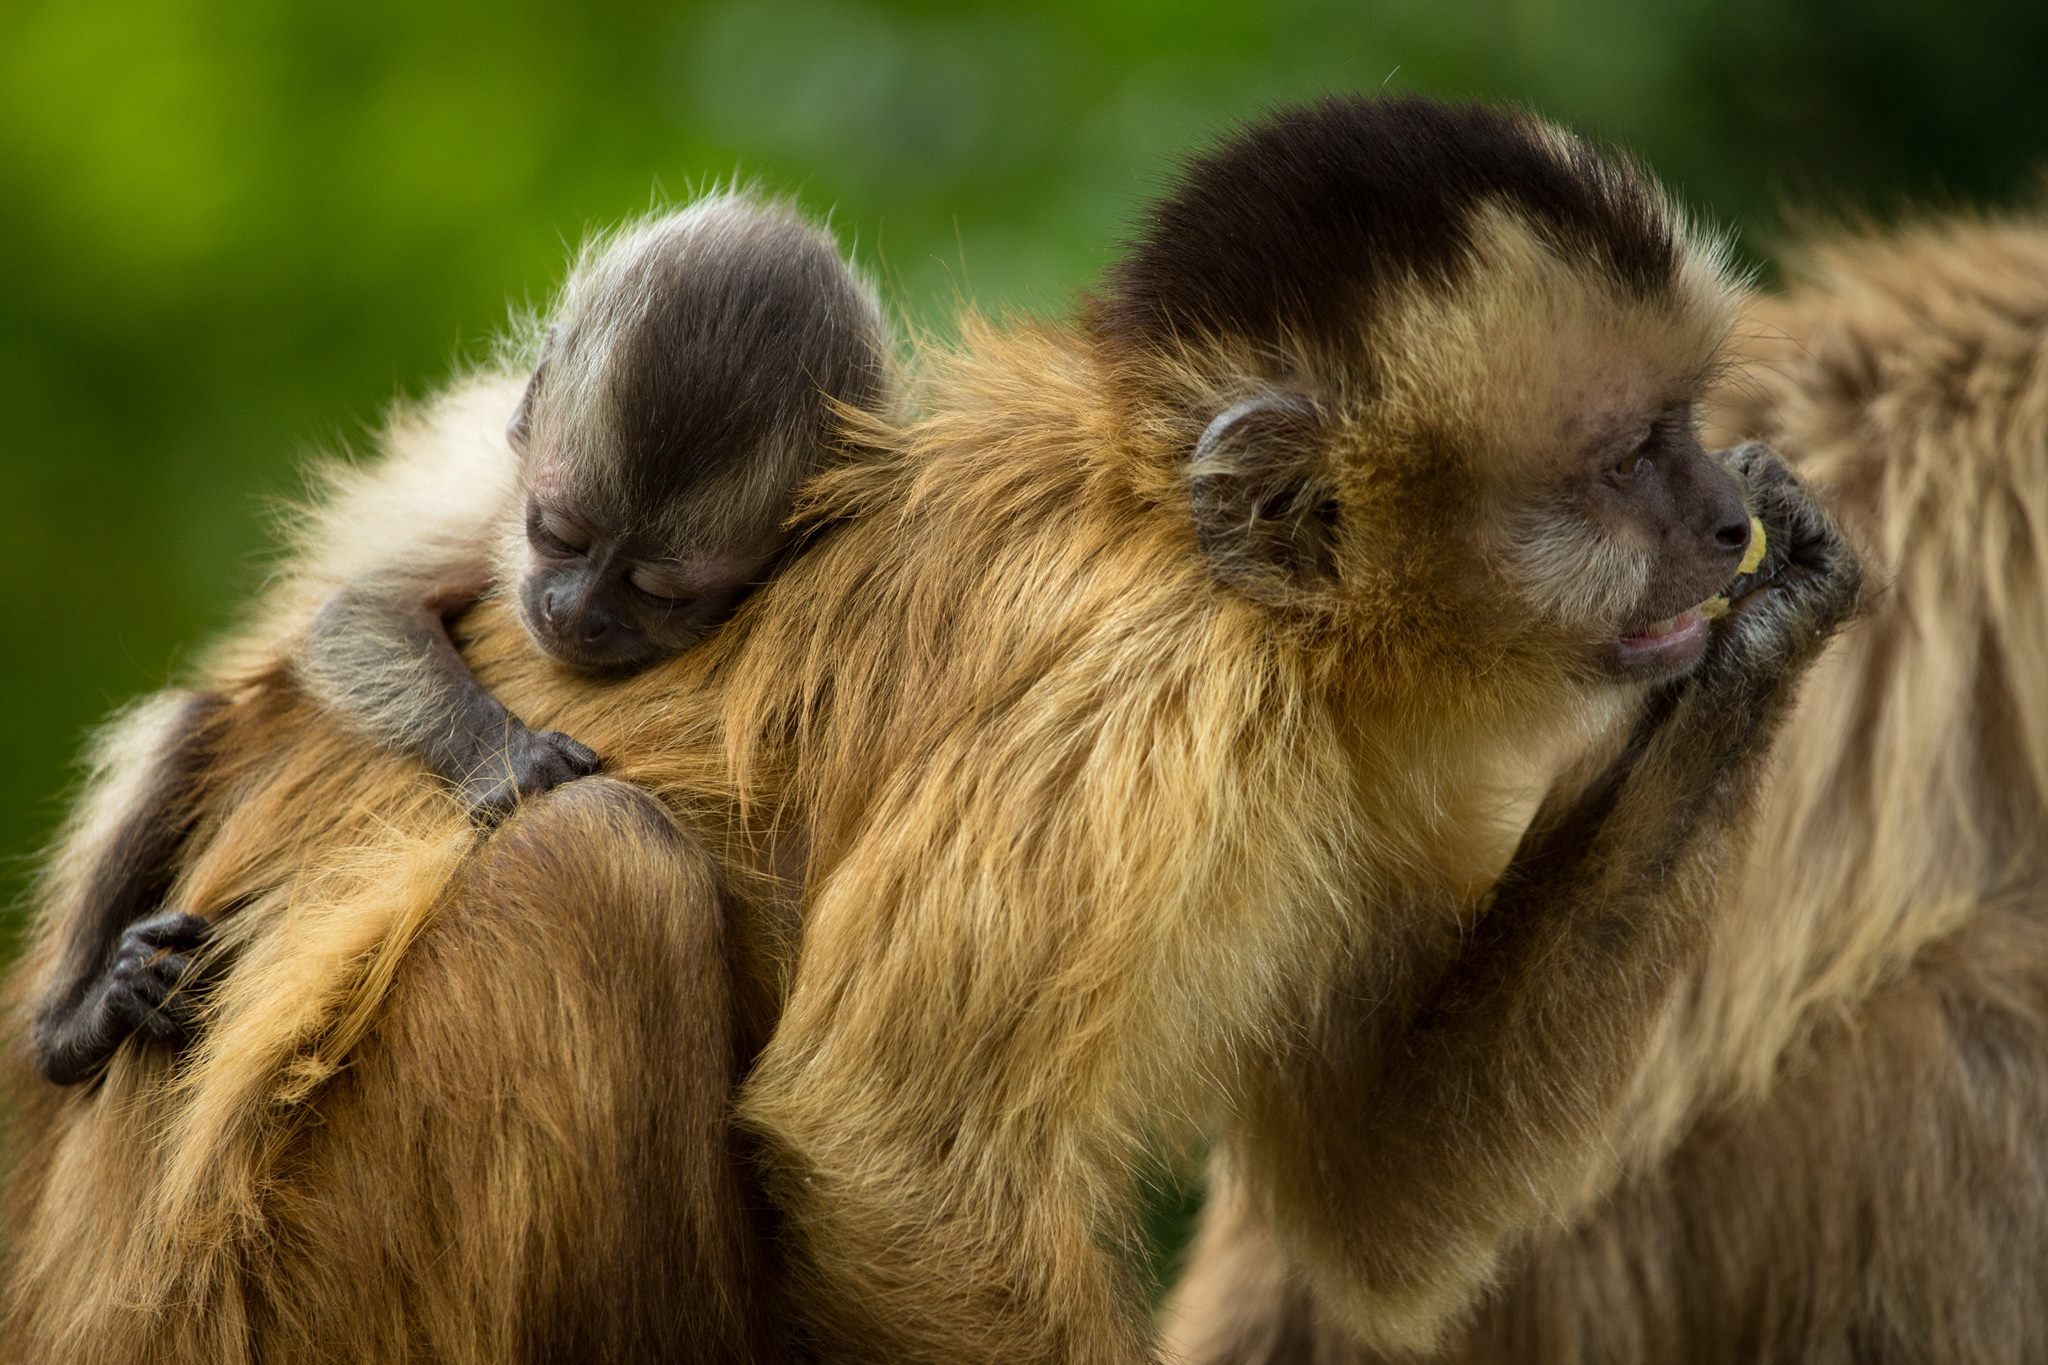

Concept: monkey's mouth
[[1622, 605, 1706, 647], [1607, 603, 1710, 678], [529, 630, 663, 676]]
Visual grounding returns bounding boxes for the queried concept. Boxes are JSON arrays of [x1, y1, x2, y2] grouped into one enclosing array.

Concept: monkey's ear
[[507, 358, 549, 455], [1188, 392, 1339, 600]]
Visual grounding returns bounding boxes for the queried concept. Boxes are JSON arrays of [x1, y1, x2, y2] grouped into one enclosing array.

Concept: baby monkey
[[303, 194, 892, 815], [31, 194, 892, 1085]]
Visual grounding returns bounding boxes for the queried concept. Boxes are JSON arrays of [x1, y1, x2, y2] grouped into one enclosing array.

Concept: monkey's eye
[[627, 565, 695, 606], [527, 507, 591, 557], [1605, 429, 1657, 485]]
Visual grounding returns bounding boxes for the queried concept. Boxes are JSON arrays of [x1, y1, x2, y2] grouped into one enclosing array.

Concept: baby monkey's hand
[[460, 722, 602, 823]]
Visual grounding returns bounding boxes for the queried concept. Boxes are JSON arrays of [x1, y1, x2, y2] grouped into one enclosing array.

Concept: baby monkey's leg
[[32, 690, 226, 1085], [38, 910, 214, 1084]]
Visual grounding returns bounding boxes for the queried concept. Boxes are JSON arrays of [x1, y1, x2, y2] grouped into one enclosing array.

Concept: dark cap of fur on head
[[1092, 96, 1682, 361], [541, 195, 890, 544]]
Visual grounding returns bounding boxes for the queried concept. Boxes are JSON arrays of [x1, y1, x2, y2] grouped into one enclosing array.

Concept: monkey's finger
[[128, 910, 212, 951], [1751, 476, 1857, 604], [462, 779, 521, 825], [129, 997, 198, 1049], [1715, 439, 1786, 487], [104, 966, 189, 1036], [113, 953, 194, 1009], [533, 730, 602, 775], [1727, 462, 1842, 585], [109, 940, 155, 976]]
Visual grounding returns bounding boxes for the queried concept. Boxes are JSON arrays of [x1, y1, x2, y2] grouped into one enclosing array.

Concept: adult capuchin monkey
[[26, 191, 893, 1087], [3, 98, 1855, 1362], [731, 98, 1855, 1361], [1164, 217, 2048, 1364]]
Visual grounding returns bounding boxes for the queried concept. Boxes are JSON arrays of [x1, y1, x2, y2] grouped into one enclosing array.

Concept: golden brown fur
[[1163, 218, 2048, 1363], [2, 102, 1858, 1363]]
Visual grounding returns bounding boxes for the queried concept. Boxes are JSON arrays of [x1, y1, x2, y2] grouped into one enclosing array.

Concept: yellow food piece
[[1738, 514, 1768, 576], [1701, 518, 1767, 624]]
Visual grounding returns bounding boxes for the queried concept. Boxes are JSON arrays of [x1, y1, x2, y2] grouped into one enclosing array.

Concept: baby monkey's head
[[504, 194, 891, 672]]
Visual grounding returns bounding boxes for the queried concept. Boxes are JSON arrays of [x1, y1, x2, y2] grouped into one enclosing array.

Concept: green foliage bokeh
[[4, 0, 2045, 935]]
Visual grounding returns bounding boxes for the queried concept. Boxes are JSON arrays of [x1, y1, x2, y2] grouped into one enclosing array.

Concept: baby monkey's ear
[[507, 357, 550, 456], [1187, 391, 1340, 603]]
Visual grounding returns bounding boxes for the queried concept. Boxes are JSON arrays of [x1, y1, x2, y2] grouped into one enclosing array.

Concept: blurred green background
[[4, 0, 2046, 936]]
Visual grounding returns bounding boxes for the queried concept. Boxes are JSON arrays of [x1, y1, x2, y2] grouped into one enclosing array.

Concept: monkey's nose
[[539, 589, 560, 625], [1712, 511, 1752, 554]]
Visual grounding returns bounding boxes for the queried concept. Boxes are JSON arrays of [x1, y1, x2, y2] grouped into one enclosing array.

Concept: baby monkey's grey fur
[[31, 193, 893, 1086]]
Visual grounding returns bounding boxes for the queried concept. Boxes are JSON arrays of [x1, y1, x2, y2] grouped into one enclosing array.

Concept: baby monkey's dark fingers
[[462, 776, 523, 825], [105, 952, 205, 1049], [126, 909, 212, 952], [122, 966, 203, 1049], [542, 731, 603, 777], [511, 728, 604, 790], [107, 910, 211, 981], [464, 726, 604, 823]]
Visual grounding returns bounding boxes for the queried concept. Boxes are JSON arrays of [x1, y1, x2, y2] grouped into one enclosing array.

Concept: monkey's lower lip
[[1605, 605, 1709, 679], [1621, 605, 1704, 647]]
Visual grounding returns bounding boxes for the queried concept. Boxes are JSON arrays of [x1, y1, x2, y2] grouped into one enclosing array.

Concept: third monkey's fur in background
[[28, 192, 892, 1089]]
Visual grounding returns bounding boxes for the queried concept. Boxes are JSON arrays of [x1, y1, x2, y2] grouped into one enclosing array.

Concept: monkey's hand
[[459, 722, 602, 823], [1580, 442, 1861, 829], [1699, 441, 1863, 700], [33, 909, 214, 1086]]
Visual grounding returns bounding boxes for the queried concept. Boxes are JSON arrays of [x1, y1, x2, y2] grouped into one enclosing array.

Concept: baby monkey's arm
[[301, 561, 599, 821], [291, 406, 600, 821]]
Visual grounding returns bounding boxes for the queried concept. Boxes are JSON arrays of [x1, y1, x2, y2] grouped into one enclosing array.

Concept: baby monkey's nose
[[540, 590, 605, 641]]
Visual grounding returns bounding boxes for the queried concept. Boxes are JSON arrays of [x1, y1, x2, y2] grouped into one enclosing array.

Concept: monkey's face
[[1479, 399, 1753, 686], [1190, 389, 1751, 696], [510, 479, 776, 674], [1392, 221, 1753, 689], [1109, 97, 1759, 703], [1183, 219, 1751, 697]]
